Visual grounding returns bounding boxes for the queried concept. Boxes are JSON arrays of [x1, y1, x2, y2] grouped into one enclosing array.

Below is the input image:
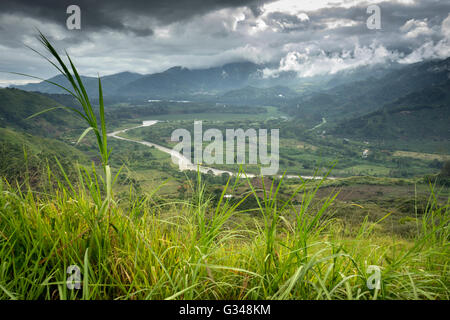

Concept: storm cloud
[[1, 0, 449, 86]]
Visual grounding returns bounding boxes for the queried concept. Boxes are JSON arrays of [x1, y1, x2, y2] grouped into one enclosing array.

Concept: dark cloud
[[0, 0, 273, 36], [264, 12, 310, 32]]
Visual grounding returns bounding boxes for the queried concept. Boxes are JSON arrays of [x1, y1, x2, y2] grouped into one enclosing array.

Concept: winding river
[[107, 120, 333, 180]]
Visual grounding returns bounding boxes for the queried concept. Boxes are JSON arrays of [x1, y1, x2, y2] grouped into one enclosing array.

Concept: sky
[[0, 0, 449, 86]]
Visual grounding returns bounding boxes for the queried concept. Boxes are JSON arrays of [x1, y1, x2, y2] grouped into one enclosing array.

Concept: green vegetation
[[333, 94, 450, 153], [0, 127, 86, 188], [0, 87, 83, 138], [0, 166, 448, 299], [0, 34, 449, 301], [122, 118, 443, 178]]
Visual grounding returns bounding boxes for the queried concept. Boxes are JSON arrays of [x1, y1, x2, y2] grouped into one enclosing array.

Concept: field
[[393, 151, 450, 162], [119, 117, 444, 178]]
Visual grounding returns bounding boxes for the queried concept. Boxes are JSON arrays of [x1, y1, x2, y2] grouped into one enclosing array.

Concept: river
[[107, 120, 334, 180]]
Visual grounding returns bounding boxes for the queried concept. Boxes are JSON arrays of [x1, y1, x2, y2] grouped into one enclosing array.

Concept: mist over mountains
[[12, 56, 450, 112], [7, 56, 450, 154], [11, 60, 400, 100]]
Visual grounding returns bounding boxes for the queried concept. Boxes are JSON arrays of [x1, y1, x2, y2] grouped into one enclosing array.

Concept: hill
[[0, 88, 83, 137], [332, 81, 450, 153], [284, 58, 450, 122], [0, 127, 87, 187], [0, 88, 89, 187]]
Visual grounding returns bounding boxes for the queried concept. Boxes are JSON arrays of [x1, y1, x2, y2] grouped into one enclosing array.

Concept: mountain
[[284, 58, 450, 122], [12, 62, 264, 99], [13, 72, 143, 97], [13, 74, 94, 94], [118, 62, 261, 98], [11, 58, 450, 111]]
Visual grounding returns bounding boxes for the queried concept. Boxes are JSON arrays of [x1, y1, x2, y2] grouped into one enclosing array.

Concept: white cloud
[[262, 0, 416, 13], [262, 0, 315, 14], [400, 18, 434, 38], [442, 12, 450, 38], [400, 13, 450, 63], [263, 42, 401, 78], [247, 0, 311, 33], [400, 40, 450, 63], [323, 18, 361, 29], [0, 79, 40, 88]]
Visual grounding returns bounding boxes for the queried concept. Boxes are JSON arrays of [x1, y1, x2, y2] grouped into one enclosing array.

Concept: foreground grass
[[0, 169, 448, 300]]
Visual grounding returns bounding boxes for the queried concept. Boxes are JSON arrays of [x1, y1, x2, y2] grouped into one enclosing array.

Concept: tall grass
[[0, 166, 448, 299], [0, 34, 448, 300], [12, 31, 115, 215]]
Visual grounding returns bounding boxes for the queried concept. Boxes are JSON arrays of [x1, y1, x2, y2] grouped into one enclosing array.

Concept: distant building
[[362, 149, 370, 158]]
